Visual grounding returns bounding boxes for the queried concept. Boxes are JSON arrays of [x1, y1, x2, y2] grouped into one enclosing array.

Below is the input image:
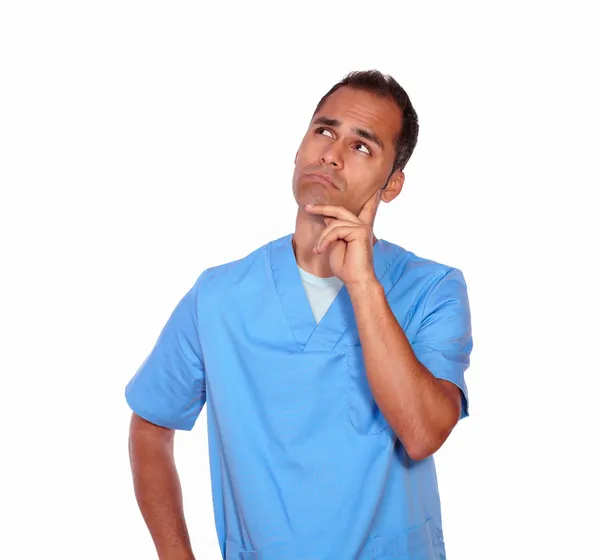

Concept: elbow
[[404, 443, 436, 462], [402, 425, 455, 462]]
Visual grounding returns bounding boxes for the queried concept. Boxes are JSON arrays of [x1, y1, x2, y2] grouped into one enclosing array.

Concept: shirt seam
[[417, 268, 456, 326]]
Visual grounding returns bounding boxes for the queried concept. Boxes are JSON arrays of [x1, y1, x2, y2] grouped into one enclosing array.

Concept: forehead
[[314, 87, 403, 146]]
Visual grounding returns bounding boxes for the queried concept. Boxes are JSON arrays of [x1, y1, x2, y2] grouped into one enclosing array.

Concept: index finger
[[358, 188, 381, 224], [304, 204, 361, 223]]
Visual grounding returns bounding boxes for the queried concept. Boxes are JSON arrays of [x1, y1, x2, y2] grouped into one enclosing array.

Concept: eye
[[355, 142, 371, 155], [315, 127, 334, 138]]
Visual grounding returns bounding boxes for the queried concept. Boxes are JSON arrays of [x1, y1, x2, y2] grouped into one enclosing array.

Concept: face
[[292, 87, 405, 217]]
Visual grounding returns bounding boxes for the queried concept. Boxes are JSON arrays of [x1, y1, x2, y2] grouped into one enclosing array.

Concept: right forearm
[[129, 418, 195, 560]]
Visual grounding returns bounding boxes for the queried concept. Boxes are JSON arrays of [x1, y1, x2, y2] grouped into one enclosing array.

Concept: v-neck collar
[[269, 233, 404, 353]]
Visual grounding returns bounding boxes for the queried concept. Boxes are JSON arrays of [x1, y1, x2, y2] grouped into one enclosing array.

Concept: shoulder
[[194, 233, 290, 297], [380, 239, 461, 284], [379, 239, 469, 313]]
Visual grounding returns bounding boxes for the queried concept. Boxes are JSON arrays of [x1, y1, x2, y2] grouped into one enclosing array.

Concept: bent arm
[[348, 281, 463, 461], [128, 412, 195, 560]]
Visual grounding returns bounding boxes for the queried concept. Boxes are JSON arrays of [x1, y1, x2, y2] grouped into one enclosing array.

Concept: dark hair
[[313, 70, 419, 173]]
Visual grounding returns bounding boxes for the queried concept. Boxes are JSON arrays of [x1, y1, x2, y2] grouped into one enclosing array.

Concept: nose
[[319, 144, 343, 169]]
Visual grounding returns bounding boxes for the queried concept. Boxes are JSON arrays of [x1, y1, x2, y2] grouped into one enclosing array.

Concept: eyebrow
[[312, 116, 385, 151]]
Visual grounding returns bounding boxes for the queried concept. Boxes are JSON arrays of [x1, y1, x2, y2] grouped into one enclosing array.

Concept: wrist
[[346, 276, 382, 299]]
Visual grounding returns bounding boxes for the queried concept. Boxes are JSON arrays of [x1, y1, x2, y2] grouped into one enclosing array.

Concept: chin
[[295, 184, 337, 207]]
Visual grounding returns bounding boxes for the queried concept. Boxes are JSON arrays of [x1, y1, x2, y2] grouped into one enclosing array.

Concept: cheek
[[297, 139, 316, 161], [346, 172, 379, 205], [299, 133, 330, 160], [357, 162, 388, 190]]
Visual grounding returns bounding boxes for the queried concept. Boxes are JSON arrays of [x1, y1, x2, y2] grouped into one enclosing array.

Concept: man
[[126, 70, 473, 560]]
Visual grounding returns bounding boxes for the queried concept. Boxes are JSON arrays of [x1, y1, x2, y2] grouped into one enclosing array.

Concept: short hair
[[313, 70, 419, 173]]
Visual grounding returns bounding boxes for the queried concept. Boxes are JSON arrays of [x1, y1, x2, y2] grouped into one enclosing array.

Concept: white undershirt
[[298, 266, 344, 324]]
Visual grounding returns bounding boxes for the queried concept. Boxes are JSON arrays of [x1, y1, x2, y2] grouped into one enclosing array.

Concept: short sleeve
[[125, 274, 206, 431], [412, 268, 473, 420]]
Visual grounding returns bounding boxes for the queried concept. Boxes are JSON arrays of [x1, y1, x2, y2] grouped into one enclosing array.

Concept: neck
[[291, 207, 378, 278]]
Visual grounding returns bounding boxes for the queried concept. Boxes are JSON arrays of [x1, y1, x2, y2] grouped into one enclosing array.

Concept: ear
[[381, 170, 405, 203]]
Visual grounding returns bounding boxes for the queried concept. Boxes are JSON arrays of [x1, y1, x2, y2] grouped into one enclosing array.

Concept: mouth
[[304, 172, 338, 190]]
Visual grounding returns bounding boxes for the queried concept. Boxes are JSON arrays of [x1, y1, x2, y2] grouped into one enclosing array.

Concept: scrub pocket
[[225, 540, 259, 560], [366, 517, 443, 559], [346, 345, 392, 436]]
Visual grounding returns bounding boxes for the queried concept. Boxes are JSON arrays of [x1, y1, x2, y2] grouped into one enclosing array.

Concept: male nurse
[[126, 70, 473, 560]]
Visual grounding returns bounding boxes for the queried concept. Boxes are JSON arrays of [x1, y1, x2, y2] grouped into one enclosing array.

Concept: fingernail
[[305, 204, 314, 209]]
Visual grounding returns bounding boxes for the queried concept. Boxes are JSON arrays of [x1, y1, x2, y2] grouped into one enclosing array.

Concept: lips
[[304, 172, 338, 190]]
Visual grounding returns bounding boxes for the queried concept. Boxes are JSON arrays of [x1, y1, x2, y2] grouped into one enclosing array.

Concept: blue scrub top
[[125, 233, 473, 560]]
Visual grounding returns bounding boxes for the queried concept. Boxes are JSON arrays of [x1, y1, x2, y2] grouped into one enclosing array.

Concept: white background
[[1, 1, 598, 559]]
